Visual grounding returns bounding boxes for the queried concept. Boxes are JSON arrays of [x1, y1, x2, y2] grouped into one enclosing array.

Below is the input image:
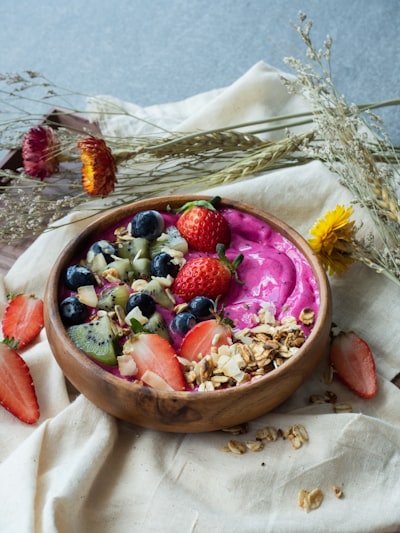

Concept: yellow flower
[[308, 205, 356, 276]]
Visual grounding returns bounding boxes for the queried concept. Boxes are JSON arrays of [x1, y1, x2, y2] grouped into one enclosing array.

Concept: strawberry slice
[[2, 294, 44, 349], [0, 343, 40, 423], [123, 333, 186, 391], [180, 319, 233, 362], [329, 330, 378, 399]]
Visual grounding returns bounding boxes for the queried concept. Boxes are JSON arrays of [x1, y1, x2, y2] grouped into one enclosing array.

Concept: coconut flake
[[117, 355, 138, 377], [125, 306, 148, 326], [141, 370, 174, 392]]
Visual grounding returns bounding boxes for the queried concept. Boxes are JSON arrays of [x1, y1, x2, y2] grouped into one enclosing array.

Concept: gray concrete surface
[[1, 0, 399, 141]]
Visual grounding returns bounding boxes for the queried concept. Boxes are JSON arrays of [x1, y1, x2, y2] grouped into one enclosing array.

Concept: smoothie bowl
[[44, 195, 332, 432]]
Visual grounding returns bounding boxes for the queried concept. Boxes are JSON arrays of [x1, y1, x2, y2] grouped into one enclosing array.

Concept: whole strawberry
[[172, 244, 243, 301], [175, 197, 230, 252]]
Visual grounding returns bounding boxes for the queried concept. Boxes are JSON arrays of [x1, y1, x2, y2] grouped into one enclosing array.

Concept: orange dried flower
[[22, 126, 60, 180], [77, 137, 117, 197]]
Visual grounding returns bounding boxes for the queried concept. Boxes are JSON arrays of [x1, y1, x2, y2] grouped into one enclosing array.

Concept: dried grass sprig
[[193, 131, 315, 187], [285, 12, 400, 286]]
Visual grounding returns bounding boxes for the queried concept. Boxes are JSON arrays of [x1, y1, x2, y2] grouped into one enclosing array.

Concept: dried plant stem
[[285, 12, 400, 285], [359, 146, 400, 224], [144, 130, 265, 157], [113, 130, 265, 164], [195, 131, 314, 187]]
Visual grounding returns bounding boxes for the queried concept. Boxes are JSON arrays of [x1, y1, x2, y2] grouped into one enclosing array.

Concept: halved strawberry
[[179, 319, 233, 362], [0, 343, 40, 423], [175, 198, 231, 252], [2, 294, 44, 349], [123, 333, 185, 391], [329, 330, 378, 399]]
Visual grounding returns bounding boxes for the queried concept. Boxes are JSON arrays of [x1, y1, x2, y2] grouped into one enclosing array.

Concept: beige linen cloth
[[1, 62, 400, 533]]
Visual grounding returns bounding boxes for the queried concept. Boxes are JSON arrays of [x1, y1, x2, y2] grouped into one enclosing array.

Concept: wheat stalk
[[193, 131, 314, 187], [112, 130, 265, 164], [358, 144, 400, 224]]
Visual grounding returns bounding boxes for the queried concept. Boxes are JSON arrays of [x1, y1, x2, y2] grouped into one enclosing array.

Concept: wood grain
[[0, 241, 33, 276]]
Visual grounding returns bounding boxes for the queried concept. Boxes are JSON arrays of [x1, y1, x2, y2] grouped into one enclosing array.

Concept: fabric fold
[[1, 61, 400, 532]]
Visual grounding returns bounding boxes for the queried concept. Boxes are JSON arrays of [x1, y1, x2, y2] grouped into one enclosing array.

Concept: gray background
[[1, 0, 399, 141]]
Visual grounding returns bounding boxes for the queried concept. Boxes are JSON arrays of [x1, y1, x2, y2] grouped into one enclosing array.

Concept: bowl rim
[[45, 194, 332, 401]]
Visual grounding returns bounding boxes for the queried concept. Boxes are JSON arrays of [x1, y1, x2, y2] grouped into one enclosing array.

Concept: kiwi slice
[[131, 257, 151, 279], [141, 279, 175, 310], [143, 311, 170, 341], [117, 238, 150, 260], [103, 258, 133, 282], [67, 315, 119, 366], [97, 284, 131, 311], [150, 226, 188, 258]]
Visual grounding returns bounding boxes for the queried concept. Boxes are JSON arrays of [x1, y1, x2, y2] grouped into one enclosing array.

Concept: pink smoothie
[[163, 208, 319, 338], [62, 206, 320, 378]]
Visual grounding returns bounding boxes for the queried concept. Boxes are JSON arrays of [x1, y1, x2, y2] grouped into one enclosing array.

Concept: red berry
[[2, 294, 44, 349], [172, 245, 243, 302], [0, 343, 40, 423], [179, 319, 233, 362], [329, 330, 377, 399], [176, 200, 230, 252], [173, 256, 230, 301], [123, 333, 186, 391]]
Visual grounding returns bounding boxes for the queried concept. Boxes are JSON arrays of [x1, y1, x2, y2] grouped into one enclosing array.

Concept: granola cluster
[[181, 307, 314, 391], [222, 423, 309, 454]]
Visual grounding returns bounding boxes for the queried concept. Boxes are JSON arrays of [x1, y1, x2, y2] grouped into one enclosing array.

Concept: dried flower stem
[[286, 12, 400, 285]]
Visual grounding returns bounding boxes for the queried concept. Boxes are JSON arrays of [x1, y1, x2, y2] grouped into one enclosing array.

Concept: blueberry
[[59, 296, 88, 326], [64, 265, 97, 291], [88, 240, 116, 264], [131, 210, 164, 240], [150, 252, 179, 278], [126, 292, 156, 318], [187, 296, 215, 321], [171, 312, 197, 335]]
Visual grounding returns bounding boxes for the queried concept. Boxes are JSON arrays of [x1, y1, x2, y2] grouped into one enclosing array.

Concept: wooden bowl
[[44, 195, 332, 433]]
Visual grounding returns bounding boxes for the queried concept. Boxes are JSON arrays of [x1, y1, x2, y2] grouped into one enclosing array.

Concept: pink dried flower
[[22, 126, 60, 180]]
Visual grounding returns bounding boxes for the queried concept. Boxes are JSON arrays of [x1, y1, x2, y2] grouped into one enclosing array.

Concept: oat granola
[[298, 487, 324, 512], [181, 306, 311, 390]]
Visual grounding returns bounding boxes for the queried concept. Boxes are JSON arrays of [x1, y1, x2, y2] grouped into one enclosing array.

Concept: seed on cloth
[[332, 485, 344, 498], [221, 423, 249, 435], [224, 439, 247, 455], [245, 440, 264, 452], [255, 426, 281, 441], [284, 424, 309, 449], [334, 402, 353, 413], [298, 488, 324, 512]]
